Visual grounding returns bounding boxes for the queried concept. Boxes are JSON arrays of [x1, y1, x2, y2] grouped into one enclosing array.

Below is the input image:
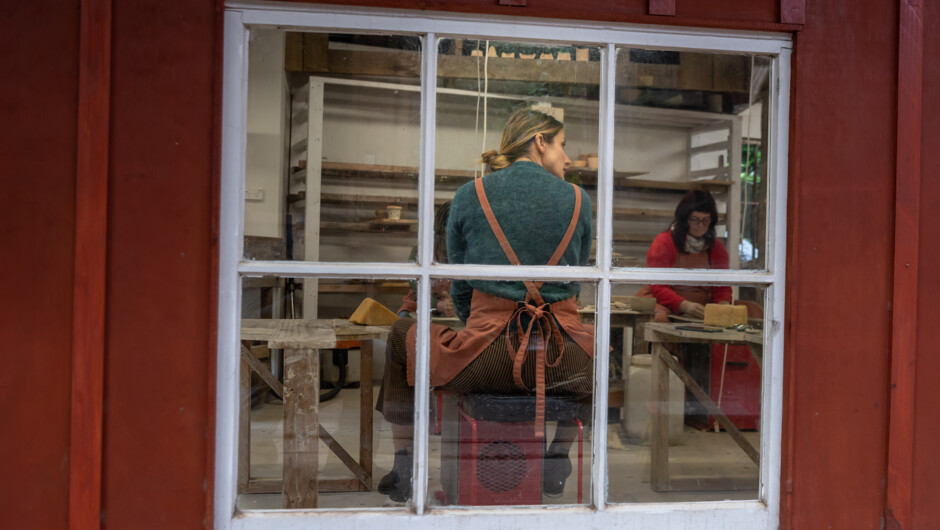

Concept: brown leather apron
[[671, 250, 713, 305], [406, 177, 594, 436]]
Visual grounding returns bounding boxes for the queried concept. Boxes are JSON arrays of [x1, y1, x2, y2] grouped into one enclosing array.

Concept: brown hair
[[670, 189, 719, 253], [480, 108, 564, 171]]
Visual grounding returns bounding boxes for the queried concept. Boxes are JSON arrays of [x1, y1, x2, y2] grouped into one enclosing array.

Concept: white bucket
[[624, 354, 685, 445]]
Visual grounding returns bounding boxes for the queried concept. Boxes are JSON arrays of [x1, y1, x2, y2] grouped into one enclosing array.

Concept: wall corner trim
[[886, 0, 924, 528], [69, 0, 111, 529]]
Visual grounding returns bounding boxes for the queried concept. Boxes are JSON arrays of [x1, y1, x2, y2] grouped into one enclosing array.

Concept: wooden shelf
[[320, 220, 417, 233], [612, 233, 657, 243], [320, 161, 475, 183], [314, 161, 731, 193], [296, 162, 731, 240], [318, 281, 410, 294], [573, 168, 732, 192]]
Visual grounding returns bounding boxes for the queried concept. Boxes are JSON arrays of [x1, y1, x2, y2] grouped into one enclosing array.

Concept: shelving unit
[[281, 76, 742, 281]]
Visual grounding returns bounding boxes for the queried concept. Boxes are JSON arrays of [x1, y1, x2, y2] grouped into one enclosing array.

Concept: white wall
[[245, 30, 288, 239]]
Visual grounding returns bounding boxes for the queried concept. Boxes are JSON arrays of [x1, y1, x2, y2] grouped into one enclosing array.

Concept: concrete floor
[[236, 385, 759, 511]]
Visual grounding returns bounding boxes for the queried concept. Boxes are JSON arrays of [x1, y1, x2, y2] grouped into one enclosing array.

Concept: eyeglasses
[[688, 216, 712, 226]]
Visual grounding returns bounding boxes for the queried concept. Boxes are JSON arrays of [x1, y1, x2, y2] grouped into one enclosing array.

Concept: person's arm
[[647, 232, 685, 313], [578, 188, 593, 266], [447, 189, 473, 321], [710, 241, 733, 304]]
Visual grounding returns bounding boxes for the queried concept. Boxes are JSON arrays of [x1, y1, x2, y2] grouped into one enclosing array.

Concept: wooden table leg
[[238, 357, 250, 494], [650, 343, 670, 491], [283, 347, 319, 509], [359, 339, 373, 490]]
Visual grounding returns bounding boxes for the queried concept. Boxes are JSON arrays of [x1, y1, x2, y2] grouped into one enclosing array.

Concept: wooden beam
[[240, 343, 284, 398], [69, 0, 111, 529], [885, 0, 923, 528], [287, 45, 748, 93]]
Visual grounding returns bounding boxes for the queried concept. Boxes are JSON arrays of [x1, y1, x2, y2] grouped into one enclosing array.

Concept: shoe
[[378, 449, 412, 502], [542, 451, 572, 498]]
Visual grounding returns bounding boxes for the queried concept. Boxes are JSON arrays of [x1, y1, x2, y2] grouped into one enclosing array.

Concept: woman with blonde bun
[[376, 108, 594, 502]]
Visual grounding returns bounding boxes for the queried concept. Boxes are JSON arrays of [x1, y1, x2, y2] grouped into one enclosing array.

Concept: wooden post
[[359, 340, 374, 490], [238, 359, 251, 494], [650, 343, 670, 491], [303, 80, 324, 318], [283, 347, 320, 508]]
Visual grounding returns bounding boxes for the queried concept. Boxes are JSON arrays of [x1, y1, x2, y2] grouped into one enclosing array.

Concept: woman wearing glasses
[[645, 189, 732, 322]]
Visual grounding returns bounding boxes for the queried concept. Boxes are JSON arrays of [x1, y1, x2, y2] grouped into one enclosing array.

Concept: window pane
[[400, 278, 596, 507], [604, 283, 764, 503], [237, 276, 410, 510], [611, 49, 772, 271], [243, 30, 422, 263], [434, 39, 601, 266]]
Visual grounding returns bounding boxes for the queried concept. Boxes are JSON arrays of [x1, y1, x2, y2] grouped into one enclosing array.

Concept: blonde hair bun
[[479, 108, 564, 171], [480, 149, 510, 171]]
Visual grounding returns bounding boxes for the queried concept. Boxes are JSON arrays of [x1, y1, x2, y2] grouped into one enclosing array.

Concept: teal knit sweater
[[447, 161, 594, 321]]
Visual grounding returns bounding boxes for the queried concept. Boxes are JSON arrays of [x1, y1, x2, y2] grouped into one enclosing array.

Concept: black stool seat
[[459, 394, 585, 423]]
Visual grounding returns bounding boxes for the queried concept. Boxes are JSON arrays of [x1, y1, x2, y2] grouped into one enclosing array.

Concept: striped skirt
[[376, 318, 594, 425]]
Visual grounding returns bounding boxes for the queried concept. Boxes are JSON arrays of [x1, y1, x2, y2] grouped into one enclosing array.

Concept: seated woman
[[644, 190, 764, 428], [645, 189, 732, 321], [376, 109, 595, 502]]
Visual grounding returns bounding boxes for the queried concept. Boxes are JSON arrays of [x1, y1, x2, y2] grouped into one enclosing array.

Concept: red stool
[[437, 393, 584, 506]]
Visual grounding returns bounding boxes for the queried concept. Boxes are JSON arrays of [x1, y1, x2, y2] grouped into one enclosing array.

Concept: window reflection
[[606, 283, 764, 503], [244, 30, 422, 264], [418, 279, 596, 507], [611, 49, 772, 271]]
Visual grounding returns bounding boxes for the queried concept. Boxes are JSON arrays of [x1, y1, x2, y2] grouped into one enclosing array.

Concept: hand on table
[[679, 300, 705, 319]]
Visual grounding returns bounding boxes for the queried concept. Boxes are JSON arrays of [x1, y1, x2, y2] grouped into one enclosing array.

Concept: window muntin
[[219, 5, 790, 528]]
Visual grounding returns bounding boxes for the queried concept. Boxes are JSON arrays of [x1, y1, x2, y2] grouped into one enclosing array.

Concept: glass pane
[[604, 282, 764, 503], [399, 278, 596, 507], [236, 276, 411, 510], [612, 49, 772, 271], [243, 30, 422, 263], [434, 38, 601, 266]]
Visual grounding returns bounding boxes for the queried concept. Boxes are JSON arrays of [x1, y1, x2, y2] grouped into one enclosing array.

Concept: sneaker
[[378, 449, 412, 502], [542, 452, 572, 498]]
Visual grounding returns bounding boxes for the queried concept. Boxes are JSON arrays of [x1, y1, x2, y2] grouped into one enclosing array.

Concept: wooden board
[[269, 320, 336, 350]]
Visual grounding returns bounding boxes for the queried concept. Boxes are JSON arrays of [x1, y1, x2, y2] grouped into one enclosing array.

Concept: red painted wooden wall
[[1, 3, 80, 529], [3, 0, 939, 528], [913, 1, 940, 528], [783, 2, 898, 528]]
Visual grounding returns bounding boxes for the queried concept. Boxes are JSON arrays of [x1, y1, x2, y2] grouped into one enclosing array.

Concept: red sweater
[[646, 231, 733, 313]]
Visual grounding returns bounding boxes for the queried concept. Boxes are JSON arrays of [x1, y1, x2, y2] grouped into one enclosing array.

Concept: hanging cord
[[739, 54, 756, 261], [714, 343, 730, 432], [479, 40, 490, 178], [473, 41, 482, 178]]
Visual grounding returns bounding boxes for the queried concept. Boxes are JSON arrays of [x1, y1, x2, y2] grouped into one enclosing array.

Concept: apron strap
[[473, 177, 582, 305], [473, 175, 583, 436]]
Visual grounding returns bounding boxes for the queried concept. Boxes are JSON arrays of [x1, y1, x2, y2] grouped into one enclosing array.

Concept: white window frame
[[216, 3, 792, 529]]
